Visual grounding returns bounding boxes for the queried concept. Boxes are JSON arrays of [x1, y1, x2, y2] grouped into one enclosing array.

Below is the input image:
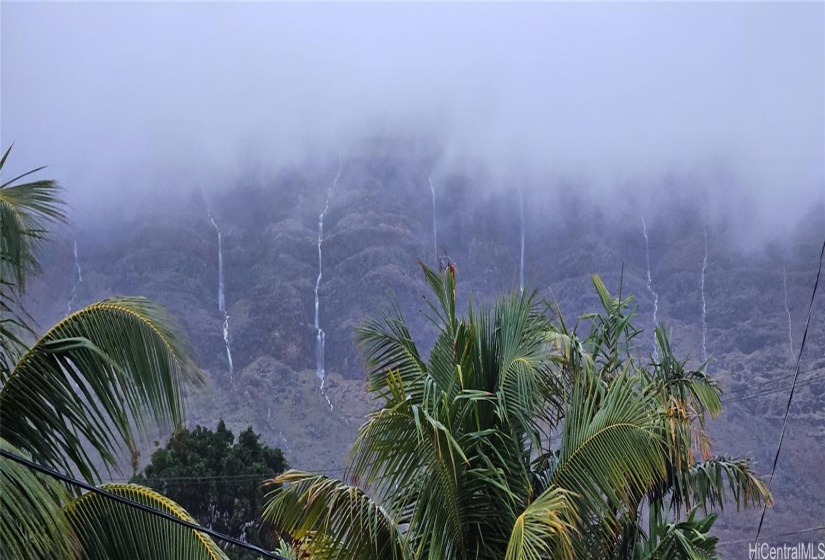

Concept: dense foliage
[[134, 420, 287, 557], [262, 264, 772, 560], [0, 147, 228, 559]]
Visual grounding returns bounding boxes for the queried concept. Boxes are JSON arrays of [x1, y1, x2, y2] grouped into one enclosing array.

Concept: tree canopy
[[134, 420, 287, 557]]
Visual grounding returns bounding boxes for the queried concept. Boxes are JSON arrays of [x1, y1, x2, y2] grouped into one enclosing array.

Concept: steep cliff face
[[30, 140, 825, 545]]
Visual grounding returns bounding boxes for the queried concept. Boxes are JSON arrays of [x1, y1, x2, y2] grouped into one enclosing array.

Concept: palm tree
[[0, 146, 230, 559], [262, 265, 771, 559]]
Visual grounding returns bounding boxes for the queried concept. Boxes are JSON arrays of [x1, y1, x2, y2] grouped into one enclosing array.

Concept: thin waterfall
[[642, 216, 659, 361], [315, 156, 343, 410], [217, 230, 225, 312], [202, 188, 233, 380], [701, 227, 708, 362], [67, 240, 83, 315], [783, 266, 795, 359]]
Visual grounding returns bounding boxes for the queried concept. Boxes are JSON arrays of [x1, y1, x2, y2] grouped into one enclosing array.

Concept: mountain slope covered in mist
[[31, 139, 825, 550]]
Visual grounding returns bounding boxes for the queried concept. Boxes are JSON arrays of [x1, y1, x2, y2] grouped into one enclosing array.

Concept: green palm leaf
[[64, 483, 228, 560], [504, 486, 576, 560], [672, 456, 772, 513], [551, 371, 666, 551], [0, 145, 66, 293], [0, 438, 76, 560], [348, 388, 470, 559], [485, 290, 560, 448], [262, 471, 407, 560], [0, 146, 66, 377], [357, 298, 428, 402], [0, 297, 202, 481], [643, 509, 720, 560]]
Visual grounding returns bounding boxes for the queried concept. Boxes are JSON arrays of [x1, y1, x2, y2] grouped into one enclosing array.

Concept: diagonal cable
[[0, 449, 288, 560], [755, 239, 825, 543]]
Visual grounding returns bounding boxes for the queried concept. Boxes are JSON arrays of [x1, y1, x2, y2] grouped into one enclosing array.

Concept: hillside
[[29, 139, 825, 552]]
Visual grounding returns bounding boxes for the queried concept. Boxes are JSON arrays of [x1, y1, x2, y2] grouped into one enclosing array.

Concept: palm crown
[[263, 264, 771, 560]]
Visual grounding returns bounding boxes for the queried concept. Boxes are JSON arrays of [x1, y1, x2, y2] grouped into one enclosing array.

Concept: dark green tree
[[134, 420, 287, 558]]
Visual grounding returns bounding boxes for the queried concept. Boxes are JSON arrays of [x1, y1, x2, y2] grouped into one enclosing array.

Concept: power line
[[721, 368, 823, 404], [0, 449, 288, 560], [755, 239, 825, 544], [105, 466, 345, 483]]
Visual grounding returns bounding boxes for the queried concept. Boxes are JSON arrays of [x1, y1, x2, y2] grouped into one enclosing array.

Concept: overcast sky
[[2, 2, 823, 229]]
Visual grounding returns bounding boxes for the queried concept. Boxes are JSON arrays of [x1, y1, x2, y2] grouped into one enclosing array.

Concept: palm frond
[[652, 326, 722, 426], [584, 275, 639, 377], [552, 371, 666, 549], [504, 486, 576, 560], [672, 456, 772, 513], [0, 438, 76, 560], [348, 390, 470, 558], [356, 298, 427, 402], [261, 471, 407, 560], [0, 297, 202, 481], [420, 262, 458, 334], [347, 388, 433, 495], [488, 290, 560, 447], [63, 483, 229, 560], [0, 145, 66, 293], [0, 283, 35, 380], [644, 509, 720, 560]]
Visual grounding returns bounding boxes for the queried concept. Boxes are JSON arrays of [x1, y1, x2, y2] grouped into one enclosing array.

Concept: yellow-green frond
[[0, 297, 202, 481], [504, 486, 577, 560], [64, 483, 228, 560], [0, 438, 76, 560]]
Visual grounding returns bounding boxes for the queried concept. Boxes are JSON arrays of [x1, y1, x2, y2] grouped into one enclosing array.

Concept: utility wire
[[721, 368, 823, 404], [755, 239, 825, 544], [106, 467, 345, 483], [0, 449, 288, 560]]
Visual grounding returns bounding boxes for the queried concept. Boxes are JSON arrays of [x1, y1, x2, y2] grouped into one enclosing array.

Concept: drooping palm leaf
[[551, 370, 666, 552], [262, 471, 407, 560], [0, 297, 202, 481], [0, 438, 76, 560], [348, 383, 471, 559], [504, 485, 576, 560], [0, 145, 66, 293], [0, 146, 66, 377], [63, 483, 229, 560], [672, 456, 772, 514], [0, 284, 34, 381]]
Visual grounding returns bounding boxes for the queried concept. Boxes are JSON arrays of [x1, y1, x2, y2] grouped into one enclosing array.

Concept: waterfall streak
[[203, 188, 233, 379], [701, 228, 708, 362], [67, 240, 83, 314], [783, 267, 795, 359], [315, 157, 343, 388], [642, 216, 659, 361]]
